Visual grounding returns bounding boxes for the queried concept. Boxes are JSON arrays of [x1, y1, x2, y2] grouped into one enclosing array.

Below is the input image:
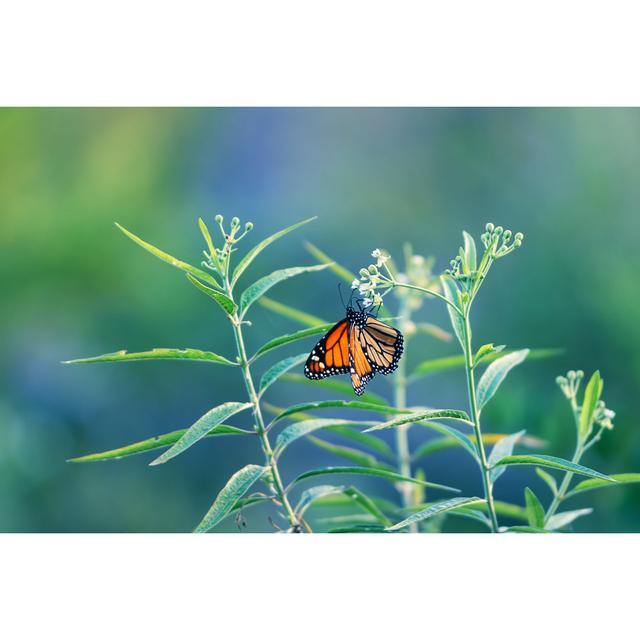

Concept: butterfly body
[[304, 305, 404, 395]]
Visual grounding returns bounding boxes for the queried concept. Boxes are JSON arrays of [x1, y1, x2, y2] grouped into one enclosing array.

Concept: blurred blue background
[[1, 107, 639, 532]]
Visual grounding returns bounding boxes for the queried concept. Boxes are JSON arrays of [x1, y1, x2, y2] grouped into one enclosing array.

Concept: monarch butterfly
[[304, 299, 404, 395]]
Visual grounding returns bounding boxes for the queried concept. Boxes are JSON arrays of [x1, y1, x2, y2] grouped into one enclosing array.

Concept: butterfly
[[304, 299, 404, 395]]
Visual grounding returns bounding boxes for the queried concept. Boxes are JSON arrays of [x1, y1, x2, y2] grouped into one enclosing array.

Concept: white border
[[2, 2, 640, 105], [1, 534, 637, 638]]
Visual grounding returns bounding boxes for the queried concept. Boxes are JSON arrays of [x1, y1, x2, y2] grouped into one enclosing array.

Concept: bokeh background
[[1, 108, 639, 532]]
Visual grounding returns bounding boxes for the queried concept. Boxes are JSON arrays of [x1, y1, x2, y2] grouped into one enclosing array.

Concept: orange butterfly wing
[[349, 324, 375, 395], [304, 318, 351, 379], [360, 316, 404, 374]]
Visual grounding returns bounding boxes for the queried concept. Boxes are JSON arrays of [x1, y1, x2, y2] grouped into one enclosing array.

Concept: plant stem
[[230, 315, 300, 530], [462, 309, 499, 533], [544, 397, 583, 524], [393, 298, 417, 532], [391, 282, 461, 313]]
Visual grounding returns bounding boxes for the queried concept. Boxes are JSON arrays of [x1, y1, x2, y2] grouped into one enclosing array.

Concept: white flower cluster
[[350, 249, 392, 307]]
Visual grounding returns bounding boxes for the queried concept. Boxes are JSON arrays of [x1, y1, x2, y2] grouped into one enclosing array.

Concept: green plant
[[66, 218, 639, 533], [65, 216, 460, 532]]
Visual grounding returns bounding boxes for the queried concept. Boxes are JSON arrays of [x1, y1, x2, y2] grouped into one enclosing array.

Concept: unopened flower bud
[[231, 217, 240, 227], [245, 222, 253, 231], [215, 214, 223, 224], [486, 223, 494, 233]]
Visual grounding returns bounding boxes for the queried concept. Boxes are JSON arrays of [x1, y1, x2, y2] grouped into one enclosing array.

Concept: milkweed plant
[[65, 217, 640, 532]]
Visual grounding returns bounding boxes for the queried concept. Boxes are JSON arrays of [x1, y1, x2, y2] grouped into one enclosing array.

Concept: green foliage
[[66, 218, 638, 533]]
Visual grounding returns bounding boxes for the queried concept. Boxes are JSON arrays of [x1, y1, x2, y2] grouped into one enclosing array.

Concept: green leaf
[[306, 436, 393, 471], [150, 402, 252, 465], [492, 454, 616, 482], [340, 487, 392, 526], [186, 274, 237, 315], [63, 348, 237, 366], [252, 325, 334, 361], [462, 231, 477, 272], [387, 497, 485, 531], [258, 297, 328, 327], [546, 508, 593, 531], [291, 466, 460, 494], [115, 223, 221, 289], [524, 487, 545, 528], [488, 430, 526, 483], [274, 418, 372, 455], [414, 421, 479, 461], [440, 276, 465, 347], [198, 217, 217, 259], [303, 241, 355, 283], [327, 425, 394, 459], [413, 432, 543, 463], [239, 264, 331, 317], [476, 349, 529, 411], [410, 348, 561, 382], [259, 353, 308, 396], [280, 373, 388, 406], [474, 343, 505, 367], [231, 217, 317, 287], [363, 409, 472, 432], [492, 500, 529, 523], [194, 464, 267, 532], [565, 473, 640, 498], [67, 424, 251, 463], [295, 485, 346, 517], [536, 468, 558, 496], [271, 400, 408, 424], [579, 370, 603, 440]]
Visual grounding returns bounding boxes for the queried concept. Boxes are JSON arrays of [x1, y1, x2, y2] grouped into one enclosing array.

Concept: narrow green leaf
[[327, 425, 394, 459], [492, 500, 529, 523], [291, 466, 460, 494], [274, 418, 372, 455], [295, 485, 346, 517], [272, 400, 408, 424], [579, 370, 603, 439], [413, 421, 479, 461], [476, 349, 529, 411], [546, 508, 593, 531], [198, 217, 217, 258], [474, 343, 505, 367], [340, 487, 392, 526], [115, 222, 221, 289], [240, 264, 331, 317], [231, 217, 317, 287], [413, 432, 543, 462], [410, 348, 561, 382], [488, 430, 526, 483], [67, 424, 251, 463], [252, 324, 334, 361], [462, 231, 477, 272], [524, 487, 545, 528], [364, 409, 472, 432], [493, 454, 616, 482], [387, 497, 485, 531], [310, 493, 398, 514], [280, 373, 388, 406], [565, 473, 640, 498], [186, 274, 237, 315], [258, 296, 328, 327], [536, 468, 558, 496], [194, 464, 267, 532], [306, 436, 393, 471], [150, 402, 252, 465], [63, 348, 237, 366], [259, 353, 308, 396], [440, 276, 465, 347], [303, 241, 355, 283]]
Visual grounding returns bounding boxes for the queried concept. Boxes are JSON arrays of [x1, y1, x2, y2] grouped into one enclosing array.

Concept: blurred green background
[[1, 107, 639, 532]]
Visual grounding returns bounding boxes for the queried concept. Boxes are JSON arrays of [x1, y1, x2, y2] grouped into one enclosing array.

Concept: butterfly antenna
[[338, 282, 347, 310]]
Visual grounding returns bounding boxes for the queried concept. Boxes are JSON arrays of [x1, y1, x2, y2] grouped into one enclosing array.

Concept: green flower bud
[[368, 265, 379, 275], [515, 232, 524, 241], [231, 217, 240, 227], [486, 223, 494, 233], [245, 222, 253, 231], [215, 214, 223, 224], [359, 268, 370, 278], [494, 226, 504, 235]]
